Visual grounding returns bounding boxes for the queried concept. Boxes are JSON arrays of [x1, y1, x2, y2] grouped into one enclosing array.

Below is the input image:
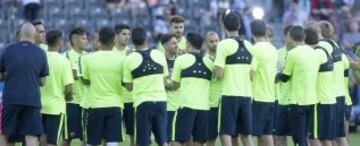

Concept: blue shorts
[[64, 103, 83, 140], [42, 114, 64, 145], [309, 104, 336, 140], [86, 107, 124, 145], [1, 105, 42, 136], [136, 102, 167, 146], [172, 107, 208, 143], [335, 96, 346, 138], [252, 101, 275, 136], [274, 104, 291, 136], [123, 102, 135, 135], [208, 107, 219, 140], [167, 111, 175, 142], [219, 96, 252, 136], [289, 105, 314, 146]]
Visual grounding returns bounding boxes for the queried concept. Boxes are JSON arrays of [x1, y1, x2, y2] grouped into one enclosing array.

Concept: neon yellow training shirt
[[343, 55, 352, 105], [123, 49, 168, 107], [252, 42, 278, 102], [206, 53, 222, 108], [282, 45, 322, 105], [276, 47, 292, 105], [113, 46, 134, 103], [214, 38, 255, 98], [314, 46, 336, 104], [63, 49, 87, 105], [41, 52, 74, 115], [82, 50, 125, 108], [171, 53, 214, 110], [166, 57, 179, 111]]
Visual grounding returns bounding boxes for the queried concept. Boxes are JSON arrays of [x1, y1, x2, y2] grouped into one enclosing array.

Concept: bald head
[[20, 23, 36, 43], [205, 31, 220, 53]]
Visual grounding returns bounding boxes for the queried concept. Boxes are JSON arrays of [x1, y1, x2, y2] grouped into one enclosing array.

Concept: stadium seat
[[110, 8, 130, 20], [43, 0, 63, 8], [47, 5, 64, 19], [12, 19, 26, 30], [64, 0, 84, 8], [73, 18, 89, 28], [90, 7, 109, 18], [51, 18, 68, 32], [94, 18, 112, 30]]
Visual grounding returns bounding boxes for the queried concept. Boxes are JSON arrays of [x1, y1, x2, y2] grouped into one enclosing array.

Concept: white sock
[[106, 142, 119, 146]]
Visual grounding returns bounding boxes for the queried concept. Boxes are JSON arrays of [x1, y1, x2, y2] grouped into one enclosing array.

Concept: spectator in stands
[[310, 0, 335, 20], [21, 0, 41, 21], [282, 1, 308, 26], [342, 20, 360, 50]]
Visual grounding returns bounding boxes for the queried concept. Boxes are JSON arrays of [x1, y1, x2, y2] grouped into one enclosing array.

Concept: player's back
[[325, 40, 347, 98], [172, 53, 214, 110], [82, 50, 125, 108], [41, 52, 73, 114], [285, 45, 320, 105], [252, 42, 278, 102], [123, 49, 168, 107], [215, 38, 254, 97]]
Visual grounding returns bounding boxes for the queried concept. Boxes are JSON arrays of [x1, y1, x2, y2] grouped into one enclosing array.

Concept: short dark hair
[[304, 27, 319, 45], [114, 24, 130, 34], [99, 26, 115, 46], [69, 27, 87, 45], [223, 12, 240, 31], [32, 20, 43, 26], [46, 30, 62, 47], [289, 25, 305, 42], [169, 15, 184, 24], [160, 34, 176, 45], [250, 19, 267, 37], [283, 24, 293, 35], [186, 32, 203, 50], [131, 27, 147, 46]]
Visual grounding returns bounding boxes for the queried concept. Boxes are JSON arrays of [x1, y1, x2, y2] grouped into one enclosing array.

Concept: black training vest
[[131, 49, 164, 79], [315, 46, 334, 72], [225, 38, 252, 64], [325, 39, 342, 63], [180, 53, 212, 80]]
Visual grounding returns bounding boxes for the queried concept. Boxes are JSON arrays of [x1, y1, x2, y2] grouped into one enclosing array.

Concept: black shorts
[[64, 103, 83, 140], [167, 111, 175, 142], [81, 108, 89, 142], [334, 96, 346, 138], [42, 114, 64, 145], [136, 102, 167, 146], [274, 104, 291, 136], [289, 105, 314, 146], [1, 104, 42, 136], [309, 104, 336, 140], [208, 107, 219, 140], [252, 101, 275, 136], [171, 107, 208, 143], [123, 102, 135, 135], [219, 96, 252, 136], [86, 107, 124, 145]]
